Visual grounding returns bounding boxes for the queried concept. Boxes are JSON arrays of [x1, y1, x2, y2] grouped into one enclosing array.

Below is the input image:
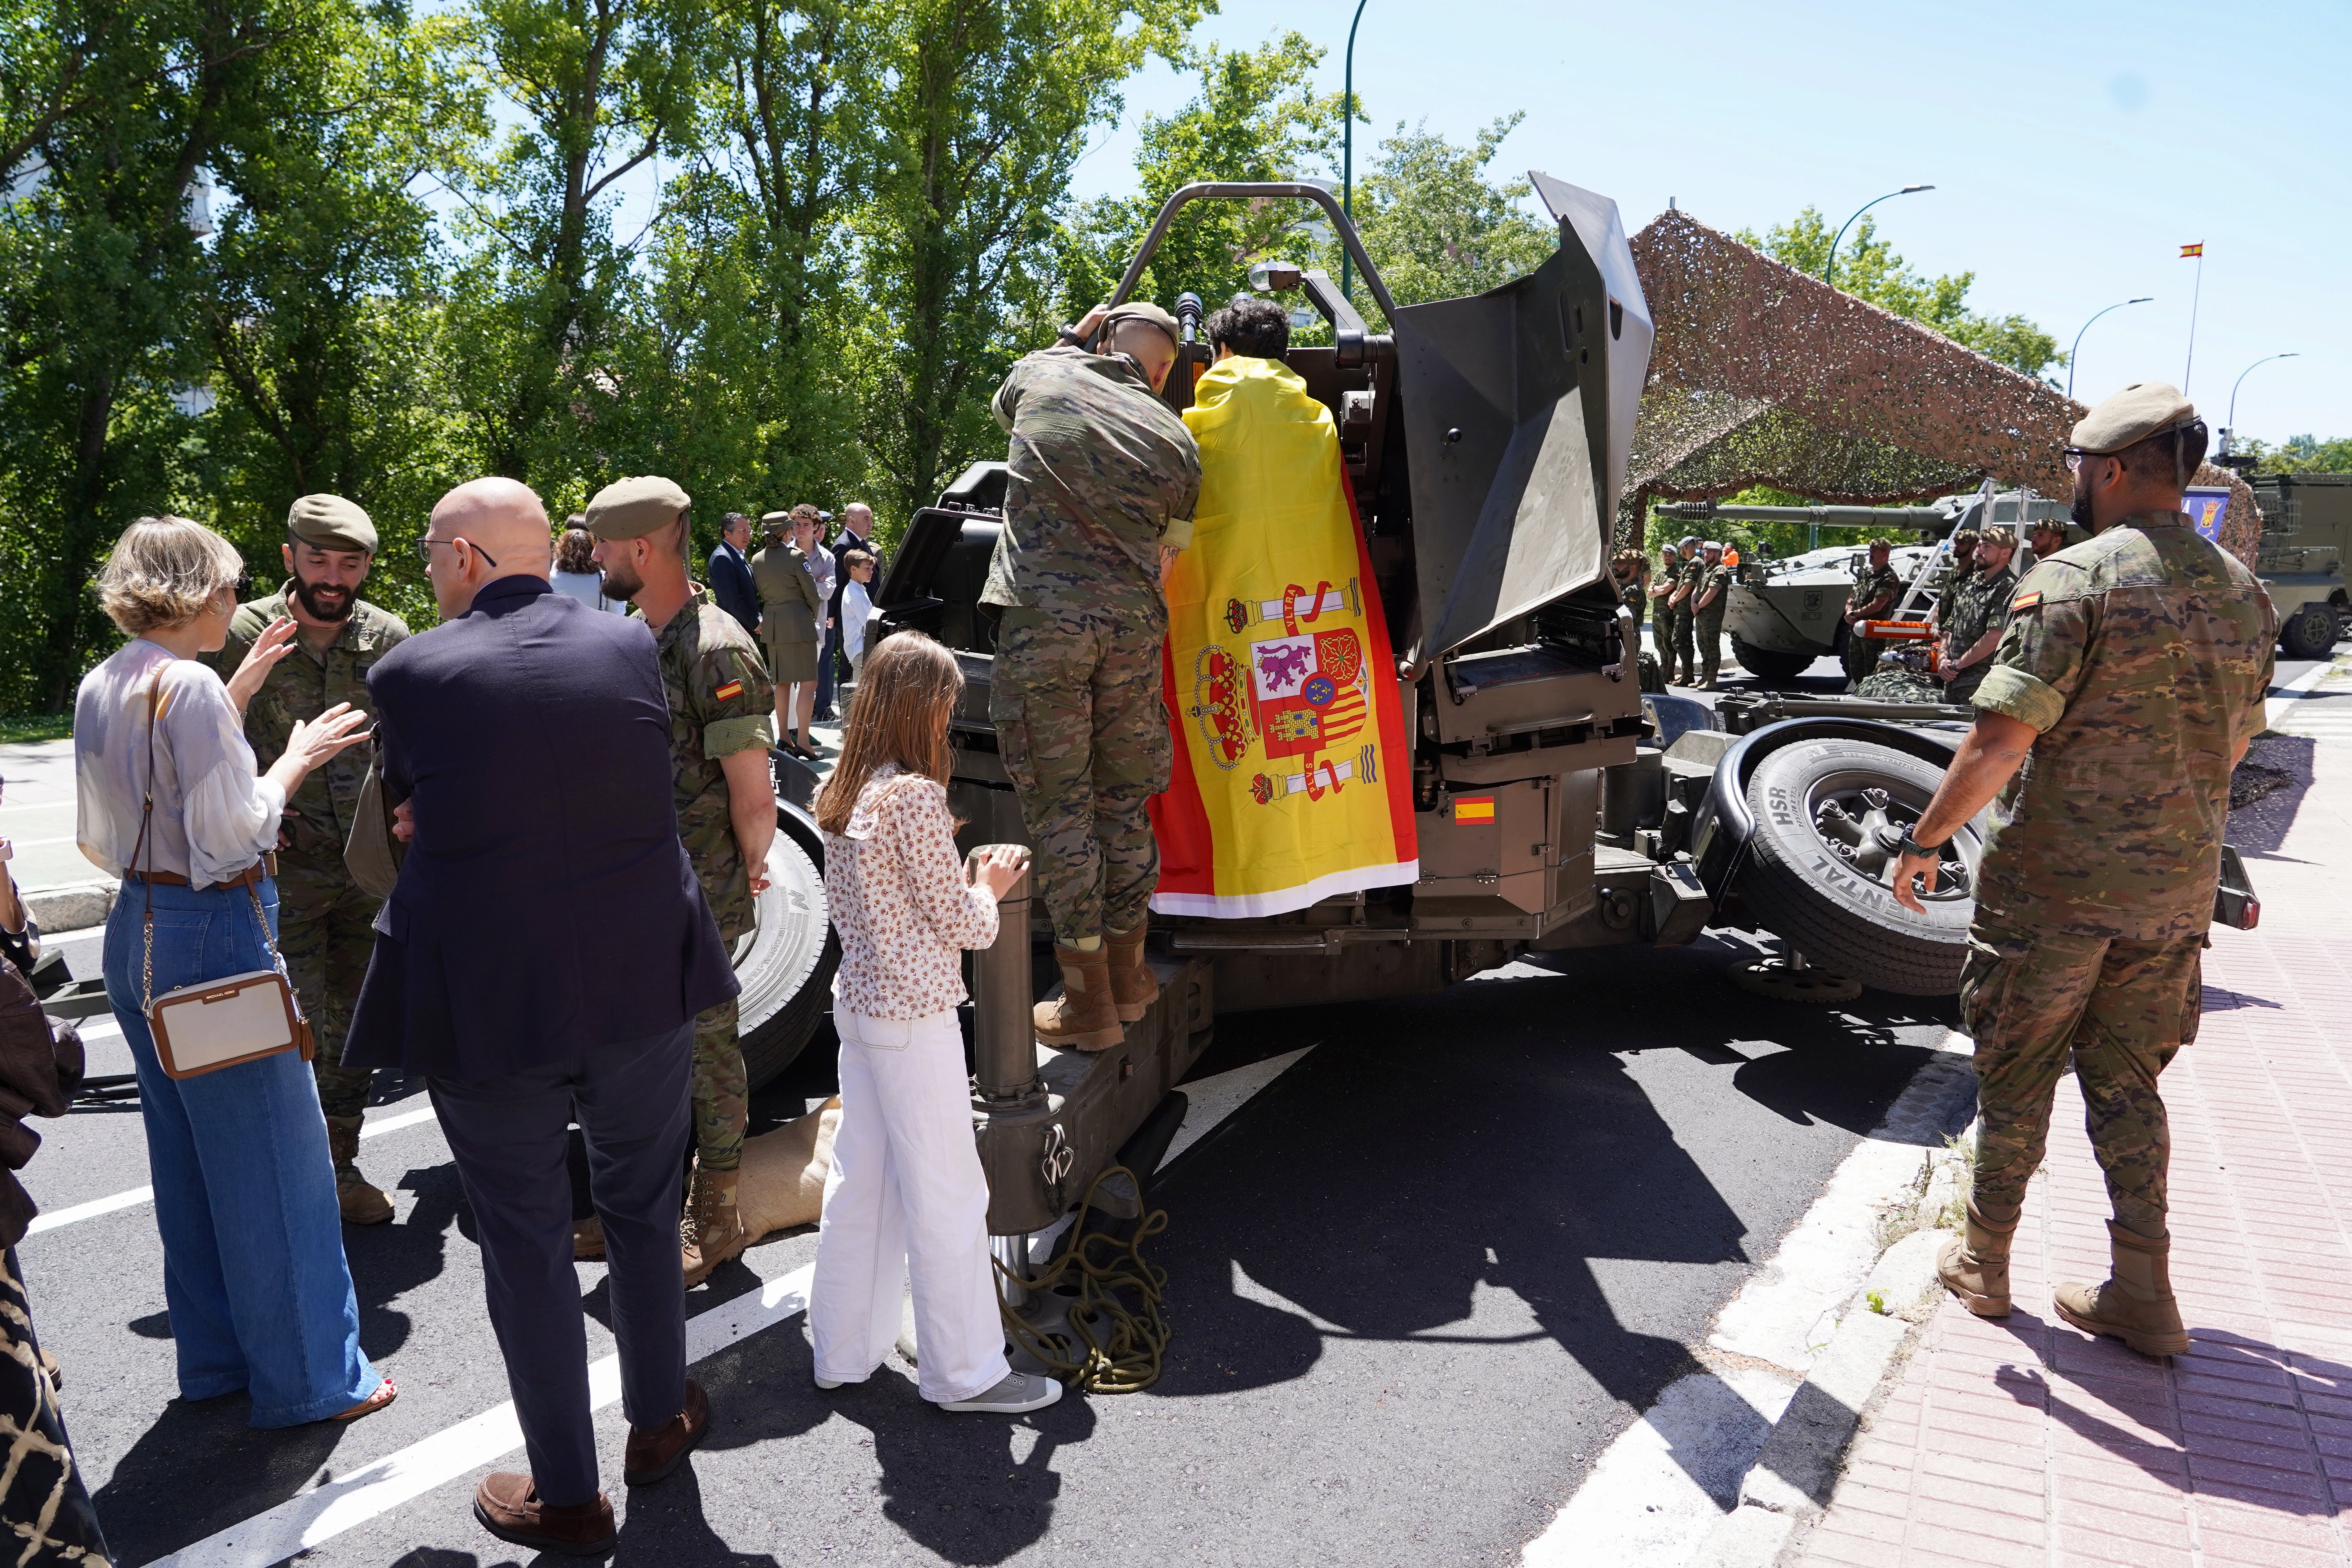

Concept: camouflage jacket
[[981, 344, 1201, 626], [206, 586, 409, 867], [1940, 563, 2014, 666], [1972, 514, 2278, 938], [641, 584, 777, 945], [1848, 561, 1902, 621], [1692, 563, 1736, 626], [1615, 570, 1647, 623]]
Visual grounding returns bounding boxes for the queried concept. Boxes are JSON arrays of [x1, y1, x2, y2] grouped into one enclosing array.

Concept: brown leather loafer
[[472, 1472, 615, 1557], [623, 1377, 710, 1486]]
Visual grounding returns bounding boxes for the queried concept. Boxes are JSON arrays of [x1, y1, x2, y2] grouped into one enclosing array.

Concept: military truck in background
[[2250, 473, 2352, 660]]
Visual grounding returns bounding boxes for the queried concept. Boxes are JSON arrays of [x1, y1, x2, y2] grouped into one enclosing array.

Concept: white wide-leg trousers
[[809, 1007, 1011, 1403]]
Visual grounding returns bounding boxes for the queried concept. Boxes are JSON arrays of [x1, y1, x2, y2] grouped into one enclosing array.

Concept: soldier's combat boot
[[325, 1114, 395, 1226], [681, 1165, 748, 1290], [1105, 920, 1157, 1024], [1035, 944, 1124, 1052], [2054, 1221, 2190, 1358], [1936, 1199, 2019, 1317]]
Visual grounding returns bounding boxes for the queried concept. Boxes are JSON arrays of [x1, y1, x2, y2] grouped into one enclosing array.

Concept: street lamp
[[1339, 0, 1370, 305], [2066, 297, 2154, 401], [2222, 352, 2300, 457], [1823, 185, 1933, 291]]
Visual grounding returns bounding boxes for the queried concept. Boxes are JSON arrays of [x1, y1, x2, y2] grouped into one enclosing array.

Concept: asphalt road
[[25, 919, 1958, 1568]]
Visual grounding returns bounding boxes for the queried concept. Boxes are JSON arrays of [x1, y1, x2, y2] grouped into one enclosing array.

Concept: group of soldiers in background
[[1613, 534, 1733, 689], [212, 482, 813, 1290]]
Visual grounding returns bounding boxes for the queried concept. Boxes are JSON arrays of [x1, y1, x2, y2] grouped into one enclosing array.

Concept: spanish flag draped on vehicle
[[1148, 354, 1417, 917]]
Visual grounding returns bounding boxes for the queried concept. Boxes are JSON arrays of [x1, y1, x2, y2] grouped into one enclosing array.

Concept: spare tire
[[1737, 738, 1980, 995], [736, 808, 840, 1089]]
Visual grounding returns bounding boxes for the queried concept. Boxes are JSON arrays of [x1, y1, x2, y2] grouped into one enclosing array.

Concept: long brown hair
[[812, 630, 962, 834]]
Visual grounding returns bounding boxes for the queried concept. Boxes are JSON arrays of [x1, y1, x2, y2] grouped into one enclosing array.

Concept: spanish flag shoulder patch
[[1454, 795, 1496, 824], [713, 678, 745, 701], [2009, 589, 2042, 612]]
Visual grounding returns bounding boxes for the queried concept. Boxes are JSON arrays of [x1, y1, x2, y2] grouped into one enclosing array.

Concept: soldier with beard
[[207, 494, 410, 1224]]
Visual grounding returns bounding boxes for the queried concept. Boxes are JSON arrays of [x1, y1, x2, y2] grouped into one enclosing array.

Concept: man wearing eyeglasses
[[1889, 382, 2276, 1361], [205, 494, 409, 1226]]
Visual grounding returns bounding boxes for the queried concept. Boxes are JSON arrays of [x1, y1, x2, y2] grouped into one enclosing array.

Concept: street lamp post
[[2223, 352, 2300, 457], [1339, 0, 1370, 305], [2066, 297, 2154, 401], [1823, 184, 1933, 292]]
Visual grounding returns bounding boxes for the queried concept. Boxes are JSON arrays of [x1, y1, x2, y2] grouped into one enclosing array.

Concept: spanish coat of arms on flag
[[1147, 355, 1418, 918]]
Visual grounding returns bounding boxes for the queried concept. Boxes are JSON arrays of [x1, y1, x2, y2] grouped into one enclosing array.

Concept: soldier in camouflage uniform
[[1932, 527, 2018, 703], [1661, 535, 1702, 685], [985, 299, 1200, 1051], [205, 494, 408, 1225], [588, 476, 777, 1287], [1840, 537, 1904, 688], [1929, 527, 1980, 599], [1892, 383, 2276, 1359], [1612, 549, 1649, 630], [1690, 541, 1735, 689]]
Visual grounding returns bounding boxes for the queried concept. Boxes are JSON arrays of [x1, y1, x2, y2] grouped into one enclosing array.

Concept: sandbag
[[737, 1095, 841, 1245]]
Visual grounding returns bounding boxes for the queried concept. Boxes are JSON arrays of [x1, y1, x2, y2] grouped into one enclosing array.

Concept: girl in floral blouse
[[805, 631, 1057, 1413]]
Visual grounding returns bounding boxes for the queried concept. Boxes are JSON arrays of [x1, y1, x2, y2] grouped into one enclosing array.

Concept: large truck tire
[[1737, 738, 1980, 996], [2280, 601, 2341, 661], [737, 806, 841, 1090], [1732, 637, 1815, 684]]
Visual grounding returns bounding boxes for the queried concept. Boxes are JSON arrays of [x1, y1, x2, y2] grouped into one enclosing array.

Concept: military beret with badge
[[286, 494, 377, 554], [585, 475, 691, 541]]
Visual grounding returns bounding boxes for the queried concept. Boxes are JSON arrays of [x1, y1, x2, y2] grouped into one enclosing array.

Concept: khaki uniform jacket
[[751, 545, 823, 646]]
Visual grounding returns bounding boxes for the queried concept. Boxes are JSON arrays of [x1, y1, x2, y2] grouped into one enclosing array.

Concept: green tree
[[1741, 207, 2060, 380], [850, 0, 1203, 532], [2242, 434, 2352, 475], [1341, 114, 1555, 322]]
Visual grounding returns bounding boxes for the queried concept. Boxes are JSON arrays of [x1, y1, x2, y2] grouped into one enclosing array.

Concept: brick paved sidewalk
[[1802, 741, 2352, 1568]]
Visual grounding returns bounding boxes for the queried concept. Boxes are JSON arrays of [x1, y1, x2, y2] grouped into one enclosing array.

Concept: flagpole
[[2183, 247, 2204, 393]]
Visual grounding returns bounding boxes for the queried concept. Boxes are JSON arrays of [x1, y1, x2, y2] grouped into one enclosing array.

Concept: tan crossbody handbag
[[132, 671, 314, 1079]]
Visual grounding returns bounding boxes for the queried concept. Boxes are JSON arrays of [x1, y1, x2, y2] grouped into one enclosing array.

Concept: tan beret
[[1103, 299, 1181, 349], [585, 475, 690, 541], [2071, 381, 2196, 454], [286, 493, 376, 553]]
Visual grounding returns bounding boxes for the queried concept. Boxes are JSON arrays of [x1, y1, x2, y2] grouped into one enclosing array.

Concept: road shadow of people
[[2229, 733, 2316, 858], [91, 1393, 348, 1564]]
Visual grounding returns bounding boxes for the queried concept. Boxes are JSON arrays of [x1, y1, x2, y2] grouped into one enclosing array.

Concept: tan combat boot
[[1104, 920, 1158, 1024], [325, 1114, 395, 1225], [1035, 944, 1124, 1052], [681, 1166, 748, 1290], [1935, 1200, 2019, 1317], [2054, 1221, 2190, 1358]]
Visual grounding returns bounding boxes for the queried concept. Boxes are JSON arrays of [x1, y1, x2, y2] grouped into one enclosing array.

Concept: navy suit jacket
[[707, 542, 759, 635], [346, 576, 739, 1082]]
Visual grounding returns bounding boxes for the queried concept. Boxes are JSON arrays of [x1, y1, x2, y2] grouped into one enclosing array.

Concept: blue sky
[[1062, 0, 2350, 444]]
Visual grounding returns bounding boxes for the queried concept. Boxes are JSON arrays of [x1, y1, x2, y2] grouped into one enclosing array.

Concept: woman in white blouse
[[805, 632, 1055, 1413], [74, 515, 393, 1428]]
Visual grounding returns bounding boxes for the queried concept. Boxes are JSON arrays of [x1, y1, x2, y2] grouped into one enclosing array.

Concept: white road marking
[[150, 1264, 817, 1568], [1521, 1027, 1978, 1568], [1162, 1047, 1315, 1167], [2268, 654, 2351, 735], [23, 1106, 438, 1236]]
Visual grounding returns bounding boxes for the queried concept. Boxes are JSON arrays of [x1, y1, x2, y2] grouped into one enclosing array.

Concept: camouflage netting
[[1621, 211, 2259, 567]]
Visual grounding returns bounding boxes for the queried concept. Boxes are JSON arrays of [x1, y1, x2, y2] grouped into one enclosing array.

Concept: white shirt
[[822, 767, 996, 1020], [842, 580, 875, 661], [804, 541, 837, 604], [550, 568, 625, 613], [74, 641, 283, 889]]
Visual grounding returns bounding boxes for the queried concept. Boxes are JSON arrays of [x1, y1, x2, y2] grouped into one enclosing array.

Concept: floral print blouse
[[823, 764, 998, 1020]]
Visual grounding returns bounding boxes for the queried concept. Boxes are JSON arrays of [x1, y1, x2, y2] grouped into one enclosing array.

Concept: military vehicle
[[2250, 472, 2352, 659], [1657, 492, 2075, 684]]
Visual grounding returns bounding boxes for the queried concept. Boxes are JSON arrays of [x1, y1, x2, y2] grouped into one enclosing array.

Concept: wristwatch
[[1897, 832, 1943, 860]]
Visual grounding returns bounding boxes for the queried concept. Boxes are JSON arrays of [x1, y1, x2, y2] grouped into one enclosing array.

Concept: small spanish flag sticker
[[2009, 590, 2042, 612], [714, 679, 744, 701], [1454, 795, 1496, 824]]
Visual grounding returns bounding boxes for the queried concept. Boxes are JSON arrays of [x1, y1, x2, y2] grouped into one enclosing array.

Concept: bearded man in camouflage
[[985, 299, 1200, 1051], [1893, 383, 2276, 1358], [207, 494, 409, 1225], [589, 476, 777, 1287], [1931, 526, 2018, 704]]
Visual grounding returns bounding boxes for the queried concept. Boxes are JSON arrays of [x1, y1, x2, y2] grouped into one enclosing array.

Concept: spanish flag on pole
[[2180, 243, 2203, 258], [1148, 356, 1417, 918]]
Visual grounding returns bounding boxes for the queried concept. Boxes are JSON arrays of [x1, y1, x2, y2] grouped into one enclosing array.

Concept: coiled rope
[[993, 1164, 1171, 1394]]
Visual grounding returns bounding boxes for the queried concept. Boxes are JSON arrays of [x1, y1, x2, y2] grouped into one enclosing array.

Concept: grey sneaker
[[938, 1373, 1063, 1414]]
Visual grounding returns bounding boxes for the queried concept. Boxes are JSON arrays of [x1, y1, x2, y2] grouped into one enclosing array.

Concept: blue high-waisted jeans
[[102, 874, 381, 1427]]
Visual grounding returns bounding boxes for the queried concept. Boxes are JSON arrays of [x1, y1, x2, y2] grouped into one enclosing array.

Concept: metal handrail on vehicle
[[1105, 181, 1403, 326]]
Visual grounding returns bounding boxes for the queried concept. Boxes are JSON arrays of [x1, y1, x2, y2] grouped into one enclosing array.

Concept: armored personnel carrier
[[2250, 472, 2351, 659]]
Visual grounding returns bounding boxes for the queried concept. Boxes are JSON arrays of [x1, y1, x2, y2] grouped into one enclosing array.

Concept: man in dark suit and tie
[[346, 476, 735, 1556], [706, 511, 759, 636]]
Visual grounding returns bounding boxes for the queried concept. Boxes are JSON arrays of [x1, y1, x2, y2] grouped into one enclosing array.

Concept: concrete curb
[[25, 881, 114, 934], [1690, 1216, 1952, 1567]]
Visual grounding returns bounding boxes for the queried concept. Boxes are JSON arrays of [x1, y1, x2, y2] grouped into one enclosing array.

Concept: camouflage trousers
[[1695, 612, 1726, 685], [693, 996, 746, 1172], [1842, 627, 1884, 686], [1961, 914, 2205, 1238], [990, 604, 1171, 946], [1666, 607, 1697, 686], [277, 853, 379, 1120]]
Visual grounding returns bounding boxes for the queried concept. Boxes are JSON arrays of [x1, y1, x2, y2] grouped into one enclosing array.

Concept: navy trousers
[[813, 623, 839, 720], [430, 1020, 694, 1505]]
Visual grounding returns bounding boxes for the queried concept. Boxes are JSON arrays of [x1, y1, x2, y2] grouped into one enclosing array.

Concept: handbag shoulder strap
[[134, 668, 161, 1010]]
